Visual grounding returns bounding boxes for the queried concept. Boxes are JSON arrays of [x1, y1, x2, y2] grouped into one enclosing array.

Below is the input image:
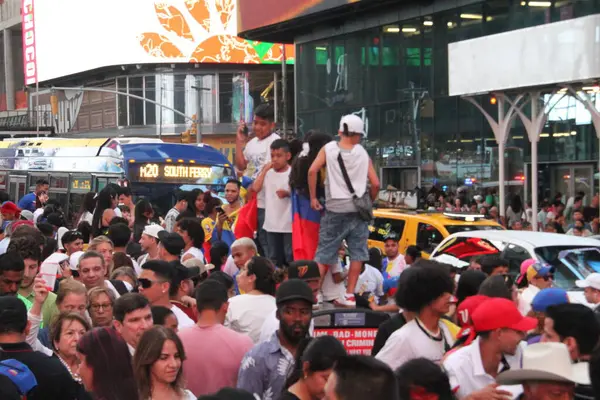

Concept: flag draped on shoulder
[[291, 190, 321, 261]]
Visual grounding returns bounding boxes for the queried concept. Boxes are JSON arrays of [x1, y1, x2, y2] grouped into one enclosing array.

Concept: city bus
[[0, 137, 233, 224]]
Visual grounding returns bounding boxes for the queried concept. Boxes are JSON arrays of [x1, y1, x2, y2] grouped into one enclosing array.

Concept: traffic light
[[490, 96, 497, 105]]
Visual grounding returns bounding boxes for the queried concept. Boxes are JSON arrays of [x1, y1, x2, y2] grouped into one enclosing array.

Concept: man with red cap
[[443, 297, 538, 399]]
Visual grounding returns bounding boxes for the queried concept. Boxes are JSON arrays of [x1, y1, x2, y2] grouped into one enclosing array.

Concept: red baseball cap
[[457, 295, 490, 327], [1, 202, 20, 215], [472, 297, 537, 332]]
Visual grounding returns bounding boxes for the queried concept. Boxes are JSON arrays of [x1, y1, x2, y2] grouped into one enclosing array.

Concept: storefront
[[239, 0, 600, 202]]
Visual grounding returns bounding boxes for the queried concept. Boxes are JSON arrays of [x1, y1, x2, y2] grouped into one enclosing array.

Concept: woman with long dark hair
[[187, 189, 205, 218], [76, 327, 138, 400], [289, 131, 332, 260], [132, 199, 154, 243], [133, 326, 195, 399], [78, 192, 97, 226], [91, 187, 118, 238], [283, 336, 347, 400], [506, 195, 524, 228]]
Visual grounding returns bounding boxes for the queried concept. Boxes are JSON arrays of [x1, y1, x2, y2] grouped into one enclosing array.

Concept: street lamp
[[191, 85, 211, 144]]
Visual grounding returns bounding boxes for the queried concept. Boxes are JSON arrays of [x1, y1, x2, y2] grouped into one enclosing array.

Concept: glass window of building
[[129, 76, 144, 126], [145, 75, 156, 125], [117, 77, 127, 126]]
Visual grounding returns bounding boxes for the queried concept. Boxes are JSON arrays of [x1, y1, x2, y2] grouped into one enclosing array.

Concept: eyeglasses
[[90, 303, 112, 311], [138, 278, 165, 289]]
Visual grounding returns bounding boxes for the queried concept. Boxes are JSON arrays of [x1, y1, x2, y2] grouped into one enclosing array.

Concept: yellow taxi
[[368, 210, 504, 258]]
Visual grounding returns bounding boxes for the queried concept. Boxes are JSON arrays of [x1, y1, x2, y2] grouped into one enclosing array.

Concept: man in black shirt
[[0, 296, 76, 399]]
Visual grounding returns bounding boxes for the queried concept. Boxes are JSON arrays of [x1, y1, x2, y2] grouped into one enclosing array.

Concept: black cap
[[287, 260, 320, 280], [0, 296, 27, 330], [276, 279, 315, 306], [158, 231, 185, 255]]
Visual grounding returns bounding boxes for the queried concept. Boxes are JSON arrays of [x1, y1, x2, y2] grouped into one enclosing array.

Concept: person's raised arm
[[235, 122, 249, 172], [308, 148, 326, 211], [251, 162, 272, 194]]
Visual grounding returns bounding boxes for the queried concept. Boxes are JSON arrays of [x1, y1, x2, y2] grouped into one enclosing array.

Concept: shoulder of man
[[109, 279, 129, 295]]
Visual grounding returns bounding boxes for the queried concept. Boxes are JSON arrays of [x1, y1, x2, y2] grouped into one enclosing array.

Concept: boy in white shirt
[[252, 139, 293, 267]]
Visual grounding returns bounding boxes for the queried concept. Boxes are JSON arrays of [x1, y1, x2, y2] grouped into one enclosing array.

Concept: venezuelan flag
[[291, 190, 321, 261]]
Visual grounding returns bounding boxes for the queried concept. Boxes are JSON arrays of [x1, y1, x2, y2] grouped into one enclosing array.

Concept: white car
[[430, 230, 600, 305]]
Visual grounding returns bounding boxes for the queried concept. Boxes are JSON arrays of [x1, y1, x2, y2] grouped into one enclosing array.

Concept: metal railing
[[0, 110, 53, 128]]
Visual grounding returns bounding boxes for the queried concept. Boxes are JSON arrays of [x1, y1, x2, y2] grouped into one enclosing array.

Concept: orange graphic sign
[[139, 0, 294, 64]]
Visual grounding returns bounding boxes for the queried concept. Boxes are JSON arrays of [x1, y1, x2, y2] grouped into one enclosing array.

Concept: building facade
[[239, 0, 600, 204], [3, 0, 294, 161]]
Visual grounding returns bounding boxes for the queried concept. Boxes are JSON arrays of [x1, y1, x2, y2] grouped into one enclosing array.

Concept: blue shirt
[[17, 193, 37, 213], [237, 332, 294, 400]]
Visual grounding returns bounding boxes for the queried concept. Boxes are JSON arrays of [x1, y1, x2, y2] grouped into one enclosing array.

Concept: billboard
[[21, 0, 294, 85], [238, 0, 362, 32]]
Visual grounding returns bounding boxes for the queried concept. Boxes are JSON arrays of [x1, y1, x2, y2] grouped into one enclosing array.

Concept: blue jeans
[[314, 211, 369, 266]]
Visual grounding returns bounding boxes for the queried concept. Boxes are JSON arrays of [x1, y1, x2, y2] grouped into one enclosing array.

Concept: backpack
[[0, 358, 37, 399]]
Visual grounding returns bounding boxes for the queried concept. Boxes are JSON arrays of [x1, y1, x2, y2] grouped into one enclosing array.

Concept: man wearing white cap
[[308, 114, 380, 306], [575, 273, 600, 313], [138, 224, 164, 267], [496, 342, 590, 400]]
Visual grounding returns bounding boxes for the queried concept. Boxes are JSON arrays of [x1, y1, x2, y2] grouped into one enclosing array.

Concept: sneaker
[[338, 293, 356, 307]]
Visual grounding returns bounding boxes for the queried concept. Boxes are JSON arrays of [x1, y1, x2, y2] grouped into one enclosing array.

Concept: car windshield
[[445, 225, 504, 234], [535, 246, 600, 289]]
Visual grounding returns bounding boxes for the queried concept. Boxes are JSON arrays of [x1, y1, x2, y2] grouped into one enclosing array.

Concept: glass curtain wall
[[296, 0, 600, 193]]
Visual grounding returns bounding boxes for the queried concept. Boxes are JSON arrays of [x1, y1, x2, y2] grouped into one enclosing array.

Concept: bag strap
[[337, 152, 357, 199]]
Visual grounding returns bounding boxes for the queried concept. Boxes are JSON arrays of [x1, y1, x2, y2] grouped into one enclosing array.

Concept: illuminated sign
[[27, 0, 294, 84], [71, 178, 91, 191], [22, 0, 37, 85], [134, 163, 217, 184]]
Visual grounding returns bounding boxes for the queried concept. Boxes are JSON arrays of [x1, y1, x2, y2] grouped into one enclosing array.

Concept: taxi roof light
[[443, 212, 485, 222]]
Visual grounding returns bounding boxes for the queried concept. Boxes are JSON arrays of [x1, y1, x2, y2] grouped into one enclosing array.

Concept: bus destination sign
[[135, 163, 213, 183]]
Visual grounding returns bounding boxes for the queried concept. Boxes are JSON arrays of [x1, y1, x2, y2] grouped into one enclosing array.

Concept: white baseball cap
[[575, 272, 600, 291], [69, 251, 85, 271], [339, 114, 365, 136], [142, 224, 164, 240]]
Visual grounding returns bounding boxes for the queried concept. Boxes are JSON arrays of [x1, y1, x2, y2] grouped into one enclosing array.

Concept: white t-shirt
[[259, 308, 315, 343], [443, 337, 524, 399], [182, 247, 206, 263], [321, 260, 346, 302], [375, 319, 455, 370], [225, 294, 276, 343], [356, 264, 384, 302], [78, 211, 93, 226], [263, 167, 292, 233], [384, 256, 407, 278], [243, 133, 281, 208], [519, 284, 540, 316], [323, 141, 369, 213], [170, 304, 195, 330]]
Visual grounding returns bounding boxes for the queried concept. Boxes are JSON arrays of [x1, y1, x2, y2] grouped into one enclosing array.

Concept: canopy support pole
[[463, 93, 524, 225]]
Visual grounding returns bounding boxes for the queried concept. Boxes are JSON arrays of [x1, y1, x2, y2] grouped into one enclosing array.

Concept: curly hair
[[7, 236, 42, 262], [394, 263, 455, 312]]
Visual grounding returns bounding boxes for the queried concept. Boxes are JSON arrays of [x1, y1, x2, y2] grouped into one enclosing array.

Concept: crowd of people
[[0, 105, 599, 400], [428, 187, 600, 235]]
